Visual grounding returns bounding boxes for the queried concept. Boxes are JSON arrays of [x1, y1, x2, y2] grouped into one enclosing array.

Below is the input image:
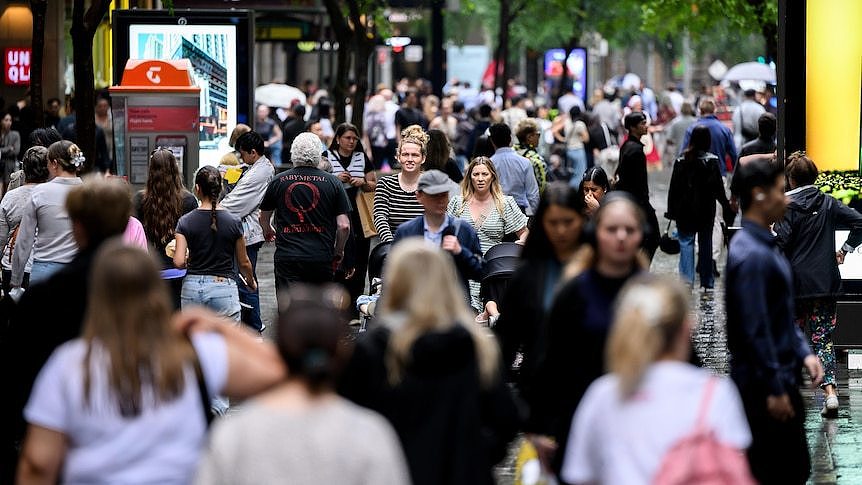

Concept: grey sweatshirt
[[12, 177, 83, 285], [219, 156, 274, 246]]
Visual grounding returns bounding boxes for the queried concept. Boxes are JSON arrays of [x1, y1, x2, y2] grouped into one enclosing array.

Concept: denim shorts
[[181, 274, 241, 321]]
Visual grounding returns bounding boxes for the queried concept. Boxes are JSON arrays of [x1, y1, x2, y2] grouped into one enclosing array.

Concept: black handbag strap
[[188, 340, 214, 427]]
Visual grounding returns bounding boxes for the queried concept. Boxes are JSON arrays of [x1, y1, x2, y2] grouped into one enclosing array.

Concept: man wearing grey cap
[[394, 170, 484, 297]]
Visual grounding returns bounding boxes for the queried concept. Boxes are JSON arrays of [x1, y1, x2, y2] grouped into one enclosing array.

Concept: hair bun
[[400, 125, 428, 146]]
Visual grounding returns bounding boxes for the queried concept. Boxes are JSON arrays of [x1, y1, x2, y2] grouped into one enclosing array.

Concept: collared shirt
[[680, 115, 738, 176], [423, 216, 450, 246], [726, 219, 811, 395], [491, 147, 540, 215]]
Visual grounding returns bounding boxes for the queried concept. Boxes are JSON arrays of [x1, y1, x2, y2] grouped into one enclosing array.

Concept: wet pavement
[[253, 167, 862, 484]]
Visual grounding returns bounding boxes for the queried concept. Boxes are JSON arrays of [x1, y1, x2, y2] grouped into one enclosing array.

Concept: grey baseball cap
[[417, 170, 452, 195]]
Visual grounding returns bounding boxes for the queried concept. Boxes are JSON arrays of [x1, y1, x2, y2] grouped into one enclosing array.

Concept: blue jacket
[[726, 220, 812, 396], [679, 115, 738, 176], [393, 214, 485, 296]]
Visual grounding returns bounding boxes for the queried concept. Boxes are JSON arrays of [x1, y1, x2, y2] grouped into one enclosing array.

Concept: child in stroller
[[355, 242, 391, 332]]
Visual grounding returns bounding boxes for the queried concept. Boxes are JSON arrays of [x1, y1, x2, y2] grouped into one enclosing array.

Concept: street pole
[[431, 0, 445, 96]]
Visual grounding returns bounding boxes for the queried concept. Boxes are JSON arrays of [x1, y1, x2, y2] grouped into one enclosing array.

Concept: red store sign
[[5, 48, 31, 86], [127, 106, 199, 132]]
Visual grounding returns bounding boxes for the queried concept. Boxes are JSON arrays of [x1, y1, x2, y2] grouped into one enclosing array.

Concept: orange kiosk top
[[109, 59, 201, 94]]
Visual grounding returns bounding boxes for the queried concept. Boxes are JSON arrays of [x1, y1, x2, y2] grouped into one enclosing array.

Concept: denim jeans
[[566, 148, 587, 186], [236, 242, 263, 332], [29, 260, 67, 286], [678, 227, 714, 288], [181, 274, 241, 321]]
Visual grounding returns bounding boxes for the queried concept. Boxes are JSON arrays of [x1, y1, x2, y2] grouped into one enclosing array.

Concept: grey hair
[[291, 132, 324, 167]]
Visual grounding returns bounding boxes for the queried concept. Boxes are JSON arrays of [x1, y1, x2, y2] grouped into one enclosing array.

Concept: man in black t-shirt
[[260, 132, 351, 293], [739, 112, 777, 158]]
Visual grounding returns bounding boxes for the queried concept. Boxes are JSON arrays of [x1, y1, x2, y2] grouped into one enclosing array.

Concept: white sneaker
[[821, 395, 839, 418]]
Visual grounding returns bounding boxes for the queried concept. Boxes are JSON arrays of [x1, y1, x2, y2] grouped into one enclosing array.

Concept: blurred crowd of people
[[0, 71, 846, 485]]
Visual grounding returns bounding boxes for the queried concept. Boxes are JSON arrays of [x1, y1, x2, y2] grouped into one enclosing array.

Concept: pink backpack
[[653, 377, 756, 485]]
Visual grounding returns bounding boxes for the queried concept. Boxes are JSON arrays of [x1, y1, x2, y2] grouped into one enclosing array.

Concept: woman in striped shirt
[[373, 126, 428, 242]]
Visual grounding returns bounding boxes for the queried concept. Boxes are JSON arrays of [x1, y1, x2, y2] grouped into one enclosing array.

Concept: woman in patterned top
[[373, 126, 428, 243], [448, 157, 528, 311]]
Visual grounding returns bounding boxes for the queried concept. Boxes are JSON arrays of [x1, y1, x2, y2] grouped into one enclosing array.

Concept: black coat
[[0, 248, 96, 482], [526, 268, 639, 479], [615, 138, 659, 256], [774, 186, 862, 299], [667, 151, 733, 232], [339, 324, 521, 485]]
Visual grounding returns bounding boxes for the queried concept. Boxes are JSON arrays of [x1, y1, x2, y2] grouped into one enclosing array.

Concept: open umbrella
[[254, 83, 307, 108], [722, 62, 776, 83]]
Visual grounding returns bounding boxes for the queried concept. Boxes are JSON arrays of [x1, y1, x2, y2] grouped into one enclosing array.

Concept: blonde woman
[[338, 239, 520, 485], [561, 274, 752, 484], [448, 157, 527, 310], [372, 125, 428, 242], [17, 242, 284, 484]]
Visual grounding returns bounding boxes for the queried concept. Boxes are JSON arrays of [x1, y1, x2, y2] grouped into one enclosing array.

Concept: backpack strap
[[188, 339, 214, 427], [695, 377, 718, 431]]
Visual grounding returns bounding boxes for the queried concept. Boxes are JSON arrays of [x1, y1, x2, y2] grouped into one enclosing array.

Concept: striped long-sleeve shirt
[[373, 174, 424, 243]]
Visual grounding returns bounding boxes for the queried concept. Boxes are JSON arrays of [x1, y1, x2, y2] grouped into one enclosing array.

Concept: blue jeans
[[678, 227, 714, 288], [181, 275, 241, 321], [29, 260, 67, 286], [566, 148, 587, 185], [236, 242, 263, 332]]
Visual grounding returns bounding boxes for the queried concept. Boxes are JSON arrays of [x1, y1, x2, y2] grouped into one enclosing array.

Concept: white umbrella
[[723, 62, 776, 83], [621, 73, 642, 91], [254, 83, 307, 108]]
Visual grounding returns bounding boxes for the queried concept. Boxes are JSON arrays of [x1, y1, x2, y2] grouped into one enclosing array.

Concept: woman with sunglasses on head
[[10, 140, 84, 289], [173, 166, 255, 322], [526, 193, 649, 482], [133, 148, 199, 309], [448, 156, 528, 312]]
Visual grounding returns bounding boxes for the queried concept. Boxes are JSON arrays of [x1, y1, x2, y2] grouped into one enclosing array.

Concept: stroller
[[354, 241, 391, 335], [479, 242, 522, 326]]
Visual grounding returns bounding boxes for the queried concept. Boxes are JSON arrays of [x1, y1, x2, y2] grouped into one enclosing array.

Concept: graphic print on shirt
[[283, 175, 323, 233]]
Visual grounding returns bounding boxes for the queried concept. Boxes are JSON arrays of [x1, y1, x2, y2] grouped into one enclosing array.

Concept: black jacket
[[0, 247, 96, 482], [339, 324, 521, 485], [615, 137, 659, 256], [667, 151, 733, 232], [774, 186, 862, 299]]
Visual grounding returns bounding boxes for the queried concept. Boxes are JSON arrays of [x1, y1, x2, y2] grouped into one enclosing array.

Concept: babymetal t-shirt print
[[261, 167, 351, 262]]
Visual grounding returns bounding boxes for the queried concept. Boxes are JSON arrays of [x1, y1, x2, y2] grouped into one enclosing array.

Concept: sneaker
[[821, 395, 839, 418]]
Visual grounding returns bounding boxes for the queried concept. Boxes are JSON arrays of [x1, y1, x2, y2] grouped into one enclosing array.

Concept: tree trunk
[[71, 0, 111, 174], [494, 0, 510, 94], [554, 34, 579, 109], [30, 0, 48, 130], [322, 0, 351, 126], [351, 38, 374, 134], [762, 21, 778, 65]]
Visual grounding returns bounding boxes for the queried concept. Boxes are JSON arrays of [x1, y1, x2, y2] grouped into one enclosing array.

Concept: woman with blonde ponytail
[[560, 275, 751, 484], [339, 239, 520, 485]]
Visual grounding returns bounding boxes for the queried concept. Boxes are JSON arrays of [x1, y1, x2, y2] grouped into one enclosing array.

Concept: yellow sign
[[806, 0, 862, 171]]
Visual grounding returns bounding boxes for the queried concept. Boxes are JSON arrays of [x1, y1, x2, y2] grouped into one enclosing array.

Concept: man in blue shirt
[[489, 123, 540, 216], [394, 170, 484, 298], [727, 158, 823, 485]]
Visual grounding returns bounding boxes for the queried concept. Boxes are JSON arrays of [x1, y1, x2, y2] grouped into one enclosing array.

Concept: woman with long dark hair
[[667, 124, 733, 288], [133, 148, 199, 308], [325, 123, 377, 310], [425, 129, 463, 183], [527, 193, 649, 480], [174, 166, 255, 321], [578, 166, 610, 218], [494, 182, 585, 387], [17, 242, 284, 484]]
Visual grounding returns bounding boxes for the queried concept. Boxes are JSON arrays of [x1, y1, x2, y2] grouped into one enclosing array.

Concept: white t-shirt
[[561, 361, 751, 485], [25, 332, 228, 485]]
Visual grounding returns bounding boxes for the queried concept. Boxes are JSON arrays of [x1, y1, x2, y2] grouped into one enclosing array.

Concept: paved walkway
[[254, 168, 862, 484]]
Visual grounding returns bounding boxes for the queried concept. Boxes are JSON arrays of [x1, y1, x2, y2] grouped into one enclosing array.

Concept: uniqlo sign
[[5, 48, 31, 86]]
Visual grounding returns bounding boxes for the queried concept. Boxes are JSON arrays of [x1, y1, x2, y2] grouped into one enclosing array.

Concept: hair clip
[[71, 151, 86, 168]]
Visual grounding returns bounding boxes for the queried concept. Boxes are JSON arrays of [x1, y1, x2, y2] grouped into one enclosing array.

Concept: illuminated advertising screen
[[544, 48, 587, 103], [113, 10, 253, 167]]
